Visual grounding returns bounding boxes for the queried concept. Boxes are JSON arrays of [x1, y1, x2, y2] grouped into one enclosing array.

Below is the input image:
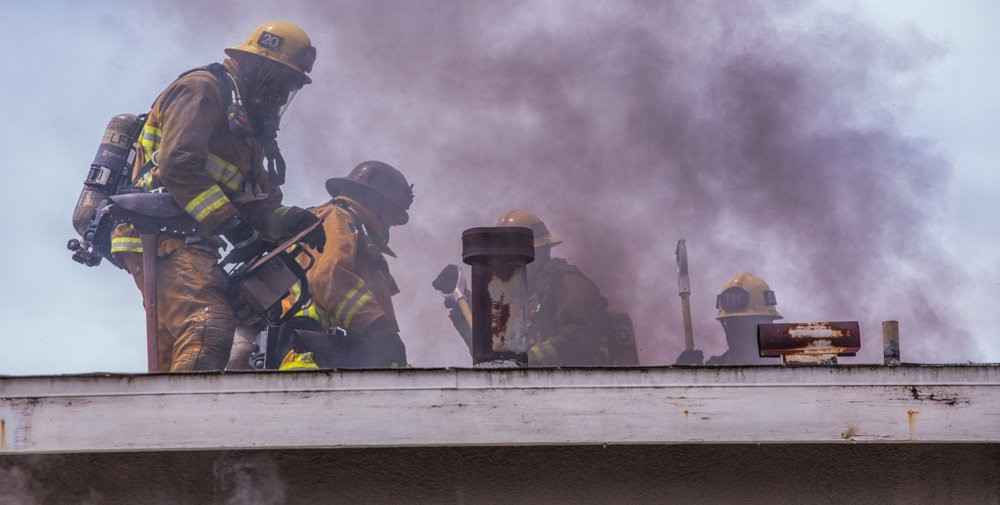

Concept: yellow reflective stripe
[[196, 192, 231, 222], [141, 131, 161, 144], [272, 206, 291, 218], [334, 279, 366, 321], [142, 125, 161, 142], [342, 292, 373, 329], [204, 154, 244, 192], [184, 185, 231, 223], [110, 236, 143, 254], [140, 124, 161, 159], [305, 304, 322, 322], [279, 350, 319, 371], [285, 282, 327, 326], [293, 301, 321, 321]]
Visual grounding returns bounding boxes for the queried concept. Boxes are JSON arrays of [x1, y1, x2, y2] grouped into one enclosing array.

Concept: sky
[[832, 0, 1000, 356], [0, 0, 996, 375]]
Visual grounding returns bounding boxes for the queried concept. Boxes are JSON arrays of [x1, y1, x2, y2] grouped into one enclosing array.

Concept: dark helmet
[[326, 160, 414, 225]]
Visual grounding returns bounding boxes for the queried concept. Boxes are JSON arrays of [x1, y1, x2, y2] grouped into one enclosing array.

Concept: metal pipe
[[462, 226, 534, 366], [676, 240, 695, 351], [882, 320, 900, 366]]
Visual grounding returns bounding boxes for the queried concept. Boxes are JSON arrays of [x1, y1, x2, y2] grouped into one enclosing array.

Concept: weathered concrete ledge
[[2, 365, 998, 454]]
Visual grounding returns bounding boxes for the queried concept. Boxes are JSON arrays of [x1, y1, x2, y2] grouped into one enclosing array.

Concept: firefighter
[[436, 210, 639, 366], [707, 272, 782, 365], [111, 21, 325, 371], [279, 161, 414, 368]]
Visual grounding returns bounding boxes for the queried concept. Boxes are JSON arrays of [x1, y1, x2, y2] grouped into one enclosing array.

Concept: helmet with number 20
[[226, 20, 317, 84]]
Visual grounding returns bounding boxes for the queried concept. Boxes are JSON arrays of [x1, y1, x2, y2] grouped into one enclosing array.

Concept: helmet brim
[[326, 177, 409, 225], [224, 47, 312, 85]]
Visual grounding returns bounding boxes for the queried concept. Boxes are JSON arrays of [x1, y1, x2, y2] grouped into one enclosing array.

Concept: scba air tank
[[72, 113, 143, 236]]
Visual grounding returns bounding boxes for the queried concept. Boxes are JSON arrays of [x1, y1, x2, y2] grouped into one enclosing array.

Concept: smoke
[[214, 453, 287, 505], [0, 458, 103, 505], [141, 0, 967, 364], [0, 465, 39, 505], [0, 454, 281, 505]]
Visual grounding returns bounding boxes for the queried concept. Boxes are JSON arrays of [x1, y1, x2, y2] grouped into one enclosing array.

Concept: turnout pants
[[121, 242, 235, 371]]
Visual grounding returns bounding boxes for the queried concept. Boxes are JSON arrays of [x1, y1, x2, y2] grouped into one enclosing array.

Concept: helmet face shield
[[247, 63, 305, 136], [278, 88, 299, 120], [715, 272, 781, 320], [717, 286, 751, 312], [763, 289, 777, 307]]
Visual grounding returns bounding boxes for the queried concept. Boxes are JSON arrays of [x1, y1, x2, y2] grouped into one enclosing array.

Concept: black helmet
[[326, 161, 414, 225]]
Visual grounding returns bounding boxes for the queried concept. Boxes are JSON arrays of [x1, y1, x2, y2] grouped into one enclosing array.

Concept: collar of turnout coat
[[332, 196, 397, 258]]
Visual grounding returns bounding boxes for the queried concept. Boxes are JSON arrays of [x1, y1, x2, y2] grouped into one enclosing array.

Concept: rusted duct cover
[[462, 227, 534, 366], [758, 321, 861, 365]]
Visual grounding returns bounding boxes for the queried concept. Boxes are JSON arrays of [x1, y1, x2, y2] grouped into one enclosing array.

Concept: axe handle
[[450, 296, 475, 354], [141, 234, 159, 372], [680, 293, 695, 351], [458, 298, 474, 332]]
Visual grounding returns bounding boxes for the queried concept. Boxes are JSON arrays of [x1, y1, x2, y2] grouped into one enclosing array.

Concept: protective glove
[[279, 206, 326, 252], [432, 264, 468, 309]]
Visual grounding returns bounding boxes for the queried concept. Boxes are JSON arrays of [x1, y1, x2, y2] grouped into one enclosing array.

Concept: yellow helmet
[[226, 21, 317, 84], [496, 210, 562, 248], [715, 272, 782, 320]]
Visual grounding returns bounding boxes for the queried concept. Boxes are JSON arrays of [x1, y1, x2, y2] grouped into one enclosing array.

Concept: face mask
[[250, 97, 286, 187], [242, 61, 306, 186]]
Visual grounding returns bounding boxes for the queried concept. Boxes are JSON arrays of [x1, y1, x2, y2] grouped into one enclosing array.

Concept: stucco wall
[[3, 444, 998, 504]]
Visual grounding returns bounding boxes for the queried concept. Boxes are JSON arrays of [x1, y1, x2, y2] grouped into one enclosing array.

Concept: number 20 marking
[[259, 32, 283, 50]]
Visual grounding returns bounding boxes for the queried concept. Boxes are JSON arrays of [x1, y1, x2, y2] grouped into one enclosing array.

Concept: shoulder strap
[[332, 200, 369, 247], [134, 65, 233, 184], [175, 63, 233, 110], [332, 200, 393, 268]]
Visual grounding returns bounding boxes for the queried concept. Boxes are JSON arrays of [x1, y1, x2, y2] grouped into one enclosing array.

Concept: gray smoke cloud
[[214, 453, 287, 505], [103, 0, 972, 365], [0, 465, 38, 505]]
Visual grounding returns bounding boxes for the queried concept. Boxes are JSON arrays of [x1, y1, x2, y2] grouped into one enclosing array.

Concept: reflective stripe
[[334, 279, 366, 321], [272, 206, 291, 218], [110, 236, 143, 254], [184, 185, 231, 223], [142, 130, 161, 143], [278, 350, 319, 371], [342, 292, 373, 329], [204, 154, 244, 192], [301, 303, 322, 322], [287, 283, 327, 326], [140, 124, 161, 159], [286, 282, 304, 308]]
